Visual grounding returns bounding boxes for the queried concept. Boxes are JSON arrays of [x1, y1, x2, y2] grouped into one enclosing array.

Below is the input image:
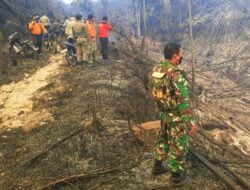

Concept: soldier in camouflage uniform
[[150, 43, 197, 184]]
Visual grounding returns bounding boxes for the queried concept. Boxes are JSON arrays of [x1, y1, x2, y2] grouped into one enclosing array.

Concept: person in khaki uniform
[[72, 14, 89, 65], [40, 15, 51, 31], [86, 14, 97, 64]]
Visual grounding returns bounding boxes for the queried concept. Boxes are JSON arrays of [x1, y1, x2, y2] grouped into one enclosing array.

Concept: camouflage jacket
[[151, 61, 196, 128]]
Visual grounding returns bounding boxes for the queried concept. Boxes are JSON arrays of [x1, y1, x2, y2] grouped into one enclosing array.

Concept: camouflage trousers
[[76, 38, 89, 62], [153, 112, 189, 173], [88, 39, 97, 63]]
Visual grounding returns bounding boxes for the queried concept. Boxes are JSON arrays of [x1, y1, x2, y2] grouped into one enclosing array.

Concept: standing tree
[[101, 0, 109, 16], [135, 0, 141, 37], [71, 0, 94, 16], [141, 0, 147, 51], [188, 0, 196, 100]]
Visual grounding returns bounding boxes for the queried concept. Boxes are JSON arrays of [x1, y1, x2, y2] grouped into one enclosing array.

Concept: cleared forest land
[[0, 0, 249, 189], [0, 51, 226, 190], [0, 36, 249, 189]]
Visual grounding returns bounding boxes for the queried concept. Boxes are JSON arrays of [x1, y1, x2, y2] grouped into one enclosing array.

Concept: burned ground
[[0, 0, 249, 189], [0, 51, 230, 189]]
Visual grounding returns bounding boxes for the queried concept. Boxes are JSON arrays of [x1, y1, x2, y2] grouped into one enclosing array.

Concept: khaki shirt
[[40, 15, 51, 26], [65, 20, 75, 38], [72, 20, 88, 39]]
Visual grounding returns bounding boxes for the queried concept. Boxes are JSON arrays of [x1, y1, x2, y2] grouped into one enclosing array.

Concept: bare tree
[[135, 0, 141, 37], [188, 0, 196, 100], [101, 0, 109, 16], [141, 0, 147, 51]]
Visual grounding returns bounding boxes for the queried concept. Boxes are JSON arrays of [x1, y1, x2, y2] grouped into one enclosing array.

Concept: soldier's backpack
[[150, 66, 178, 110]]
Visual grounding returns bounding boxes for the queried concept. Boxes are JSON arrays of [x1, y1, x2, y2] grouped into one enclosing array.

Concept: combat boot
[[170, 171, 185, 184], [151, 160, 169, 176]]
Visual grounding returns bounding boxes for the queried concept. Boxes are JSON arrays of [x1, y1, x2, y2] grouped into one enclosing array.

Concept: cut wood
[[131, 120, 160, 145]]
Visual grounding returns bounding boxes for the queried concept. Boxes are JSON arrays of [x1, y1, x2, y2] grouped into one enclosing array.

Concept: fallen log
[[211, 159, 250, 189], [189, 148, 244, 190]]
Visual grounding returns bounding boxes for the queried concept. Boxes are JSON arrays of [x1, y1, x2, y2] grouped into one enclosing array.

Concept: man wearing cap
[[98, 16, 112, 60], [72, 14, 89, 65], [65, 17, 76, 53], [28, 15, 48, 53], [40, 14, 51, 32]]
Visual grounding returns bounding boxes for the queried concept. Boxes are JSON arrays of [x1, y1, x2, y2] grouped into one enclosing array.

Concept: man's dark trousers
[[33, 34, 43, 53], [100, 38, 108, 60]]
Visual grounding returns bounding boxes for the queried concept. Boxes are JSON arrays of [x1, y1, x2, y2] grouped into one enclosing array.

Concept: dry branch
[[36, 168, 121, 190], [151, 183, 180, 189], [197, 128, 249, 161], [11, 128, 83, 174], [88, 178, 120, 190]]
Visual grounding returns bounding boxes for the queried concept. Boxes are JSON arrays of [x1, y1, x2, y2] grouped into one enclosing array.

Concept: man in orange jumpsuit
[[28, 15, 48, 53]]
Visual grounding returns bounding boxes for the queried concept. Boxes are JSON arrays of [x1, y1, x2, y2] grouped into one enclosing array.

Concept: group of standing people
[[28, 14, 64, 54], [28, 13, 112, 64], [64, 14, 112, 65]]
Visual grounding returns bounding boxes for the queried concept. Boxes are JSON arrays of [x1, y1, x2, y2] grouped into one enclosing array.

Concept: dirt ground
[[0, 50, 231, 190], [0, 55, 62, 131]]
